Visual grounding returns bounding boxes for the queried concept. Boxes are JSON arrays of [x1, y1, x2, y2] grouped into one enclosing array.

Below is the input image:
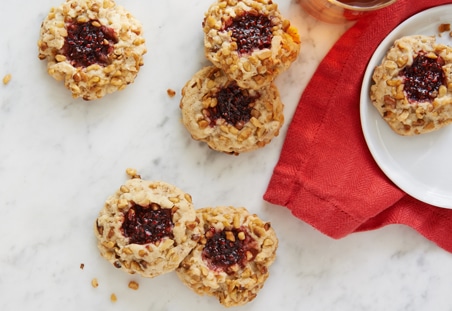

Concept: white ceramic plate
[[360, 4, 452, 209]]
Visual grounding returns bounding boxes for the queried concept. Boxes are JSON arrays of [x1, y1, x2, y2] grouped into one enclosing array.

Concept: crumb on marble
[[128, 280, 139, 290], [91, 278, 99, 288], [167, 88, 176, 97], [80, 263, 85, 270], [110, 293, 117, 303], [2, 74, 11, 85]]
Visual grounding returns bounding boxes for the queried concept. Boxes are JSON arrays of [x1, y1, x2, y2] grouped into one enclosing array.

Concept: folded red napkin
[[264, 0, 452, 252]]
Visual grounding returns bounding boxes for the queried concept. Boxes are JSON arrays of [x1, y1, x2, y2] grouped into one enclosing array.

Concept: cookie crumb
[[91, 278, 99, 288], [167, 88, 176, 97], [439, 23, 450, 33], [2, 74, 11, 85], [128, 280, 139, 290], [80, 263, 85, 270], [110, 293, 117, 303]]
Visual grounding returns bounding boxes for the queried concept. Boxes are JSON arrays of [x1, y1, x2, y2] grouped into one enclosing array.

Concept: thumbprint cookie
[[370, 35, 452, 135], [94, 169, 201, 278], [203, 0, 301, 90], [180, 66, 284, 155], [38, 0, 146, 100], [176, 206, 278, 307]]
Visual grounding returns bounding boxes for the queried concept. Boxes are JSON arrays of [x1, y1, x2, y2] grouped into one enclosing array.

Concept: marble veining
[[1, 0, 451, 310]]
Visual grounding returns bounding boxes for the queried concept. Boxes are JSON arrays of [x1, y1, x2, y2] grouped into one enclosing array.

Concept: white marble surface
[[1, 0, 452, 310]]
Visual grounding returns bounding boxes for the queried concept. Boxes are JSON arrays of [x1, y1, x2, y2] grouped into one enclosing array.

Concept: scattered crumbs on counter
[[80, 263, 85, 270], [167, 88, 176, 97], [128, 280, 139, 290], [91, 278, 99, 288], [438, 23, 451, 33], [110, 293, 117, 303], [3, 73, 11, 85]]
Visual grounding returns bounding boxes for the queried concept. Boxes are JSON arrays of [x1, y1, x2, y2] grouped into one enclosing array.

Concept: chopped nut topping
[[125, 168, 140, 179], [237, 231, 246, 241], [225, 230, 236, 242]]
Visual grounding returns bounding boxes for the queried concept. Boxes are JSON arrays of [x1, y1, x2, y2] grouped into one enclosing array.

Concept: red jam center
[[121, 203, 174, 245], [202, 227, 256, 274], [63, 20, 118, 68], [207, 83, 259, 127], [401, 52, 445, 102], [224, 11, 273, 55]]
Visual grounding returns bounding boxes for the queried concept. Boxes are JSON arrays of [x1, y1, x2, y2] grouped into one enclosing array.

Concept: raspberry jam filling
[[224, 11, 273, 55], [207, 83, 259, 128], [121, 203, 174, 245], [401, 52, 445, 102], [63, 20, 118, 68], [202, 227, 257, 274]]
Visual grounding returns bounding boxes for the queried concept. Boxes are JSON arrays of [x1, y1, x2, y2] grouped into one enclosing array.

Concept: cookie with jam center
[[203, 0, 301, 90], [176, 206, 278, 308], [180, 66, 284, 155], [370, 35, 452, 135], [38, 0, 146, 100], [94, 169, 201, 278]]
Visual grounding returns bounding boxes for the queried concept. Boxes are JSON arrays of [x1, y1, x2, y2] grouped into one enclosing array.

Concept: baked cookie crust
[[38, 0, 146, 100], [180, 66, 284, 155], [370, 35, 452, 135], [176, 206, 278, 307], [203, 0, 300, 90], [94, 172, 201, 278]]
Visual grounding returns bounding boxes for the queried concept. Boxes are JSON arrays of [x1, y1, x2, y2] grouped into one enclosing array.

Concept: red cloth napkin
[[264, 0, 452, 252]]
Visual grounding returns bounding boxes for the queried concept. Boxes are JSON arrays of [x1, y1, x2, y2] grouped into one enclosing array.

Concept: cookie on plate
[[94, 169, 201, 278], [370, 35, 452, 135], [176, 206, 278, 307], [38, 0, 146, 100], [180, 66, 284, 155], [203, 0, 300, 90]]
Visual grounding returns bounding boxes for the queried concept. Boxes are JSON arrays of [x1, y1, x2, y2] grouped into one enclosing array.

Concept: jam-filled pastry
[[370, 35, 452, 135], [94, 170, 201, 278], [203, 0, 301, 90], [38, 0, 146, 100], [180, 66, 284, 155], [176, 206, 278, 307]]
